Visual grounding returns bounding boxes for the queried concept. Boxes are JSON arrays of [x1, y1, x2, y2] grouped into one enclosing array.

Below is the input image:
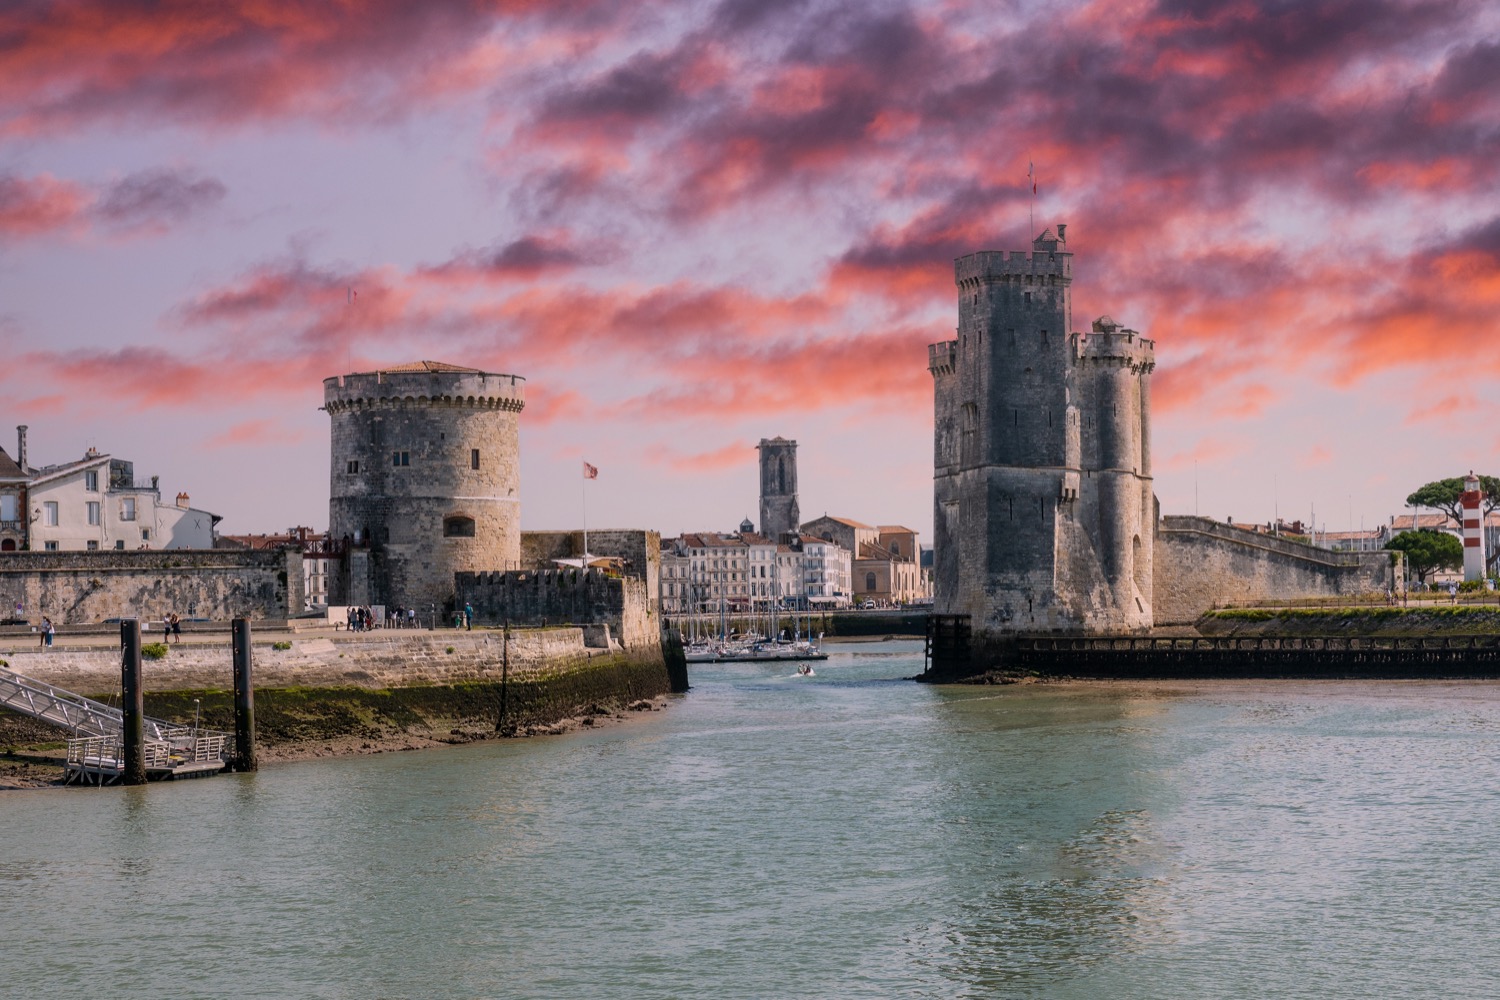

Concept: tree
[[1406, 475, 1499, 570], [1405, 475, 1500, 524], [1386, 529, 1463, 585]]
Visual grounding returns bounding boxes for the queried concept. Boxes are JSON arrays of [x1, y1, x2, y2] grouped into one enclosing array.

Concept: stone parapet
[[0, 549, 302, 623], [955, 248, 1072, 288], [1155, 517, 1395, 624]]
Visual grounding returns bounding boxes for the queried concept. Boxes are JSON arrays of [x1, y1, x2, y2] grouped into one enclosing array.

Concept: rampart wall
[[0, 549, 303, 625], [457, 567, 655, 649], [520, 529, 660, 606], [1154, 516, 1396, 624]]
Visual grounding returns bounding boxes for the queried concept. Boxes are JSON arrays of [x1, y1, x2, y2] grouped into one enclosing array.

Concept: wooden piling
[[231, 618, 257, 772], [120, 619, 146, 786], [662, 627, 690, 693]]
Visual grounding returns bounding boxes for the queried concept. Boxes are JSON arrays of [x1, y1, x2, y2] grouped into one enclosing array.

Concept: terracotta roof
[[877, 525, 917, 534], [1389, 513, 1458, 531], [357, 361, 486, 374], [809, 515, 874, 529]]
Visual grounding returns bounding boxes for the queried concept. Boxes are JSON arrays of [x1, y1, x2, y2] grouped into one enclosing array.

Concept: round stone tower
[[324, 361, 525, 611]]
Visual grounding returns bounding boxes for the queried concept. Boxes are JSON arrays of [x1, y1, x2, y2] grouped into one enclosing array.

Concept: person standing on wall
[[464, 602, 473, 630]]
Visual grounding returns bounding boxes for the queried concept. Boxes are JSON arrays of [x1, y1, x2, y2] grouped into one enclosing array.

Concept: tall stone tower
[[324, 361, 525, 610], [758, 437, 800, 540], [930, 225, 1155, 643]]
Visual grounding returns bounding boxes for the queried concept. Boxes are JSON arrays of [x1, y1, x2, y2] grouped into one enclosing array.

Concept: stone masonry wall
[[325, 369, 525, 609], [519, 529, 660, 610], [457, 567, 656, 649], [1, 626, 612, 695], [0, 549, 302, 625], [1, 629, 673, 744], [1154, 516, 1396, 624]]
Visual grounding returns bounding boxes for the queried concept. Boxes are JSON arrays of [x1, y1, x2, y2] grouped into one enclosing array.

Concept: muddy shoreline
[[0, 692, 672, 790]]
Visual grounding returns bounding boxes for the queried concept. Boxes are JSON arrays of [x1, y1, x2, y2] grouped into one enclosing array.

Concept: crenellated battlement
[[324, 367, 525, 414], [954, 223, 1073, 288], [928, 340, 958, 376], [1077, 319, 1155, 372], [954, 250, 1072, 288]]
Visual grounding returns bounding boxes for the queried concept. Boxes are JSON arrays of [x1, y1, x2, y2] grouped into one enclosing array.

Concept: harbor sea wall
[[1154, 517, 1395, 624], [0, 549, 304, 624], [0, 628, 675, 749]]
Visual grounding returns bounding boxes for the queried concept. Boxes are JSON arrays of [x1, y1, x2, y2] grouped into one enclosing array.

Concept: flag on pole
[[583, 461, 598, 479], [1029, 161, 1036, 194], [348, 287, 357, 304]]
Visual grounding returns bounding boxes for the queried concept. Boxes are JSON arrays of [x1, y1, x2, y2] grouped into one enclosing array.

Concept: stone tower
[[757, 437, 800, 540], [930, 225, 1155, 642], [324, 361, 525, 610]]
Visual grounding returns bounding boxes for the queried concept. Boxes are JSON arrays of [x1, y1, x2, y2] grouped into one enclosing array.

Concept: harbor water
[[5, 639, 1500, 998]]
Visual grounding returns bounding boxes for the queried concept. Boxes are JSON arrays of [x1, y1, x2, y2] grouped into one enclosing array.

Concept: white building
[[659, 528, 854, 612], [796, 533, 852, 607], [23, 449, 219, 552]]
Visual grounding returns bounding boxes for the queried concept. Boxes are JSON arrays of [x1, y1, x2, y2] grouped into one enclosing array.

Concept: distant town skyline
[[2, 1, 1496, 541]]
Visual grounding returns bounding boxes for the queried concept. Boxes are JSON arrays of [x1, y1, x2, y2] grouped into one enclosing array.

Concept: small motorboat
[[795, 664, 815, 677]]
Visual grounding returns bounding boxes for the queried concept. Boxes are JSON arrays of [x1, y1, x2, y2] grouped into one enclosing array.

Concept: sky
[[2, 0, 1498, 543]]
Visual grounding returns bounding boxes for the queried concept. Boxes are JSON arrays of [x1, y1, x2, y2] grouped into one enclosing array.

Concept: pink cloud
[[1298, 445, 1333, 468], [644, 441, 754, 473], [0, 173, 90, 236], [203, 419, 306, 448]]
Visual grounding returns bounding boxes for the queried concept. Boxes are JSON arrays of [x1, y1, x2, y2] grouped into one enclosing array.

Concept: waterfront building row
[[0, 427, 219, 554], [659, 527, 852, 613], [658, 516, 931, 614]]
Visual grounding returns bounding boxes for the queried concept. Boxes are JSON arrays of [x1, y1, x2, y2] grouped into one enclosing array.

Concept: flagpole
[[582, 467, 588, 566], [1028, 160, 1036, 238]]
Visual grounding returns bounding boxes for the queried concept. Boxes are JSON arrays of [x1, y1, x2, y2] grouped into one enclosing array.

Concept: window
[[87, 501, 101, 526], [121, 498, 136, 521], [443, 515, 476, 538], [347, 460, 360, 474], [115, 540, 125, 550], [392, 451, 409, 467], [471, 449, 480, 470], [84, 470, 98, 491], [141, 528, 150, 541], [43, 501, 58, 526], [87, 540, 99, 551], [0, 495, 15, 521], [44, 541, 59, 552]]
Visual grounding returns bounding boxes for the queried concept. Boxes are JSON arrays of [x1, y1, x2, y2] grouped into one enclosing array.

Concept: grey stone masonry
[[757, 437, 800, 540], [1154, 517, 1397, 624], [325, 362, 524, 611], [932, 225, 1156, 639], [0, 548, 302, 623]]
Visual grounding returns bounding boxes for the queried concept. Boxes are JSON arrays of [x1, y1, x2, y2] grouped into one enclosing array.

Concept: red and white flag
[[583, 461, 598, 479]]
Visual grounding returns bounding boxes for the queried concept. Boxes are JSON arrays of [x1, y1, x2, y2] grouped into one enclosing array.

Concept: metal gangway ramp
[[0, 663, 231, 785]]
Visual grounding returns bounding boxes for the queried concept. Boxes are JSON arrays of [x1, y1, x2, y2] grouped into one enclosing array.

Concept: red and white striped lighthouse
[[1460, 470, 1487, 582]]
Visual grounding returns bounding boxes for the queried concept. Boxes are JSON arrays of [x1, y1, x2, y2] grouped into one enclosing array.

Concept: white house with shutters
[[21, 448, 219, 552]]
